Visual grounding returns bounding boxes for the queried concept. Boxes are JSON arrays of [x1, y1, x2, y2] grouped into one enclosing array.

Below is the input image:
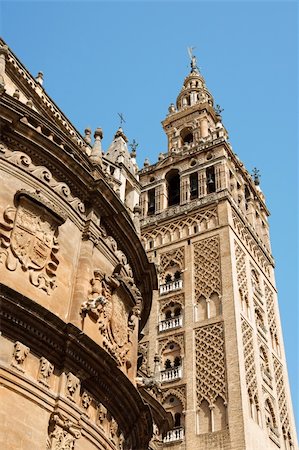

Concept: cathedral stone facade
[[0, 39, 297, 450]]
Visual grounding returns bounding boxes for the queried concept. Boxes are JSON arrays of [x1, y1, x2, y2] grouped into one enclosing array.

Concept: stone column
[[180, 175, 189, 204], [198, 170, 207, 197], [200, 118, 209, 138]]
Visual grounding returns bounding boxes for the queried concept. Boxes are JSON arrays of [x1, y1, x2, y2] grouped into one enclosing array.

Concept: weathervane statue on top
[[187, 46, 199, 73]]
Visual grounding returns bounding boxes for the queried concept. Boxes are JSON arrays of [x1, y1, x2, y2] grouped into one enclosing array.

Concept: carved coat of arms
[[0, 193, 64, 294]]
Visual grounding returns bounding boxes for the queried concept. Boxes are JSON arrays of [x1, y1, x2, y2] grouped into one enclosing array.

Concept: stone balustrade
[[159, 316, 183, 332], [159, 279, 183, 296], [160, 367, 182, 383], [163, 427, 184, 443]]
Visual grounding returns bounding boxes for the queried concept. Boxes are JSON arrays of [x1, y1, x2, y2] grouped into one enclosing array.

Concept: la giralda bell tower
[[138, 54, 297, 450]]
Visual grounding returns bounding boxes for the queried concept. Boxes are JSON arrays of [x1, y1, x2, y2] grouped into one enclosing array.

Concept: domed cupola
[[175, 55, 214, 112]]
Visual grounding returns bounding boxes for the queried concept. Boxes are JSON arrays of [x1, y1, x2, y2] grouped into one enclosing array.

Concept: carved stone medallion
[[0, 193, 64, 294]]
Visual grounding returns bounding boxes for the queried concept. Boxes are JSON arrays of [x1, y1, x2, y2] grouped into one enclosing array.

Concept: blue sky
[[1, 0, 298, 431]]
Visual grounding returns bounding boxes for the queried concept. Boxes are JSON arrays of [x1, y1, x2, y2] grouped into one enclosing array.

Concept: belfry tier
[[162, 65, 228, 153]]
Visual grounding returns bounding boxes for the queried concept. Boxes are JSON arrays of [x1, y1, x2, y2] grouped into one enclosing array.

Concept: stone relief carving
[[38, 356, 54, 387], [195, 323, 226, 406], [80, 268, 140, 367], [194, 236, 221, 300], [47, 412, 82, 450], [11, 341, 30, 372], [138, 341, 149, 374], [65, 372, 80, 402], [96, 403, 107, 428], [81, 391, 92, 415], [0, 194, 63, 294], [0, 143, 85, 215]]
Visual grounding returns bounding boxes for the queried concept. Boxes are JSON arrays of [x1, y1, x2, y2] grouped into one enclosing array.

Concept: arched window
[[147, 188, 155, 215], [206, 166, 216, 193], [166, 169, 180, 207], [190, 172, 198, 199], [180, 127, 193, 145]]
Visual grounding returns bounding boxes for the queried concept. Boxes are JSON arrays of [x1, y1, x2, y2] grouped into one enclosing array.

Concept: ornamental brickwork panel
[[273, 356, 292, 439], [241, 318, 259, 405], [264, 283, 278, 343], [193, 236, 221, 299], [159, 247, 184, 279], [232, 209, 270, 277], [142, 207, 218, 248], [235, 241, 248, 299], [195, 323, 227, 405]]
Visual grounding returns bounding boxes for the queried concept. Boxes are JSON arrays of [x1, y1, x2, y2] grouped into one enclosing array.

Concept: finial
[[252, 167, 261, 186], [84, 127, 92, 144], [144, 157, 150, 167], [90, 127, 103, 166], [35, 71, 44, 86], [129, 139, 138, 158], [168, 103, 176, 114], [187, 46, 199, 73]]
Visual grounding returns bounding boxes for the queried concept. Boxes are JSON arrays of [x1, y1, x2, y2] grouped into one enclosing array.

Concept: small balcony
[[159, 316, 183, 332], [161, 366, 182, 383], [163, 427, 184, 443], [159, 279, 183, 296]]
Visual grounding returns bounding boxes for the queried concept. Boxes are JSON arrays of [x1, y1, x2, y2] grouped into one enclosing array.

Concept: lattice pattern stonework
[[194, 236, 221, 299], [235, 241, 248, 298], [232, 209, 270, 276], [241, 318, 259, 404], [142, 207, 218, 248], [159, 247, 184, 279], [264, 283, 278, 341], [273, 356, 291, 438], [195, 323, 227, 405]]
